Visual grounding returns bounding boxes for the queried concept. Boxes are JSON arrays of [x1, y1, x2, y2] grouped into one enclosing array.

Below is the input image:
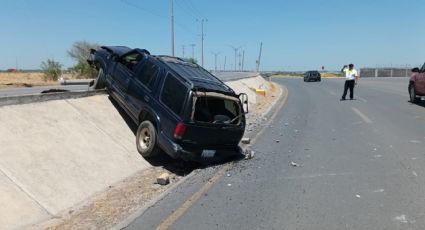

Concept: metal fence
[[360, 68, 412, 78]]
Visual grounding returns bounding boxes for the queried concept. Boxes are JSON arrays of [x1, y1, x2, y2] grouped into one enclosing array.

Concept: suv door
[[110, 51, 143, 106], [127, 59, 160, 119]]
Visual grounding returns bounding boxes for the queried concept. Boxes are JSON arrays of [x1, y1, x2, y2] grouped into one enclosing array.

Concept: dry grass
[[0, 72, 78, 89], [321, 72, 342, 78]]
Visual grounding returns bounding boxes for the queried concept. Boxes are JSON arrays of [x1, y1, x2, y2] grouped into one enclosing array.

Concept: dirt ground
[[28, 81, 283, 230], [0, 72, 75, 89]]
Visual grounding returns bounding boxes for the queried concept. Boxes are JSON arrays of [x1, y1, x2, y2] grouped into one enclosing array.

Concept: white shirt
[[343, 68, 358, 80]]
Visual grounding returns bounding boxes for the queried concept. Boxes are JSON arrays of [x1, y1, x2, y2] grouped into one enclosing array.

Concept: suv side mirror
[[239, 93, 249, 114], [412, 67, 420, 73]]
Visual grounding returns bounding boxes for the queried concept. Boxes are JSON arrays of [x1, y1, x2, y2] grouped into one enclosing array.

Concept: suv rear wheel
[[136, 120, 161, 157], [409, 84, 420, 103]]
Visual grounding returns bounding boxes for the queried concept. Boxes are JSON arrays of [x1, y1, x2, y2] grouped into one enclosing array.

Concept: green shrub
[[70, 60, 98, 79], [41, 59, 62, 81]]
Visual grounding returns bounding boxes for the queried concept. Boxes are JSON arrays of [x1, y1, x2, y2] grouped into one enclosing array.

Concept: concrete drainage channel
[[0, 75, 284, 229]]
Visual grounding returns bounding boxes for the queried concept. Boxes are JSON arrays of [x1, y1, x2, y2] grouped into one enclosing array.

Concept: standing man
[[340, 64, 359, 100]]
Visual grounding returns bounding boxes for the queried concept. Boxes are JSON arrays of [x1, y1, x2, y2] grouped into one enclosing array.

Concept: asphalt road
[[125, 77, 425, 229]]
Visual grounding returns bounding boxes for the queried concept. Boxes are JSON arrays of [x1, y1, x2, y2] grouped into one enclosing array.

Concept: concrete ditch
[[0, 74, 281, 229]]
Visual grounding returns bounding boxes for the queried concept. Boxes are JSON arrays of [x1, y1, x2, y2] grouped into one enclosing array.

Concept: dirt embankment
[[0, 72, 75, 89]]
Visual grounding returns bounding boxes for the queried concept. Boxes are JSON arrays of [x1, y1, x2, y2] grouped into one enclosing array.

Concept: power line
[[175, 0, 198, 19], [120, 0, 197, 37], [181, 0, 203, 18]]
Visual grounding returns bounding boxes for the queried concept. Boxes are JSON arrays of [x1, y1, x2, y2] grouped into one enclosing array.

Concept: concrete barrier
[[0, 95, 150, 229]]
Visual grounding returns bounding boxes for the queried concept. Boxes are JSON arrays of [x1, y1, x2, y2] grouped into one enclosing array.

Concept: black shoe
[[349, 98, 354, 100], [340, 98, 346, 101]]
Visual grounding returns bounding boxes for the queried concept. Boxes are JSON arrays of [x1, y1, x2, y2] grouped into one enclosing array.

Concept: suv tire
[[91, 68, 106, 89], [409, 84, 420, 103], [136, 120, 160, 157]]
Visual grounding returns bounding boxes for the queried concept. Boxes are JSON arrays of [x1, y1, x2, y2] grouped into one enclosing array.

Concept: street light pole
[[211, 52, 220, 71], [190, 44, 196, 59], [230, 45, 241, 72]]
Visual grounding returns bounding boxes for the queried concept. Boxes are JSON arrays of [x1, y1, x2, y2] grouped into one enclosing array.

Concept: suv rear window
[[193, 95, 241, 125], [161, 73, 188, 116]]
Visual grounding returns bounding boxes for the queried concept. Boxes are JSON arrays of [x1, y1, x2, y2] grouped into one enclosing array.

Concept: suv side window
[[136, 61, 159, 90], [161, 73, 188, 116], [120, 51, 143, 72]]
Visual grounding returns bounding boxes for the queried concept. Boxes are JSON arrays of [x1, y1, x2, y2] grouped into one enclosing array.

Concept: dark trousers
[[342, 80, 355, 99]]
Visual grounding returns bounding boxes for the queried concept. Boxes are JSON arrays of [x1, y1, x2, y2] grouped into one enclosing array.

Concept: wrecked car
[[88, 46, 248, 162]]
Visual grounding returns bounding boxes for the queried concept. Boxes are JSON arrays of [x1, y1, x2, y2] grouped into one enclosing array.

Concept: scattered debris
[[284, 123, 289, 126], [227, 184, 232, 187], [226, 173, 231, 177], [412, 171, 418, 177], [275, 140, 280, 143], [373, 148, 377, 151], [409, 140, 421, 144], [241, 137, 251, 144], [373, 154, 382, 158], [245, 150, 255, 160], [156, 173, 170, 185], [394, 215, 415, 224], [290, 161, 299, 167], [355, 194, 361, 198], [373, 189, 385, 193]]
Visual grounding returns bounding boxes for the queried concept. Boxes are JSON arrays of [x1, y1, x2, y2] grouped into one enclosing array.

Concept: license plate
[[201, 150, 216, 158]]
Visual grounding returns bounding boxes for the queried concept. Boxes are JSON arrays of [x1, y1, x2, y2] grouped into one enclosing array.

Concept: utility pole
[[211, 52, 220, 71], [256, 42, 263, 72], [170, 0, 175, 56], [198, 19, 207, 67], [224, 56, 227, 71], [190, 44, 196, 59], [182, 45, 185, 58]]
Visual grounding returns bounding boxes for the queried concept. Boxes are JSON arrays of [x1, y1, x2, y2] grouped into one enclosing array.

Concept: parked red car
[[409, 63, 425, 103]]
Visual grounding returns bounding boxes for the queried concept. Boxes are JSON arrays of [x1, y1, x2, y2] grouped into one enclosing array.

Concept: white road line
[[352, 107, 372, 124]]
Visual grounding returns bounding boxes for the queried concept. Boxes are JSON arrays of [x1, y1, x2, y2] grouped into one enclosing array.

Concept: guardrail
[[360, 68, 411, 78]]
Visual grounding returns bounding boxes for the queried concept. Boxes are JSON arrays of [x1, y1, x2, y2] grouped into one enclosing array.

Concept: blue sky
[[0, 0, 424, 71]]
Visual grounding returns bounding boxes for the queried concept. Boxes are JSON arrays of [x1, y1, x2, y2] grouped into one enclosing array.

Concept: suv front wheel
[[136, 120, 161, 157], [409, 84, 420, 103]]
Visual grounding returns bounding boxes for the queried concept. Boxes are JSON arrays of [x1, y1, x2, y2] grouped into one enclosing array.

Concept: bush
[[41, 59, 62, 81], [70, 60, 98, 79], [68, 41, 100, 79]]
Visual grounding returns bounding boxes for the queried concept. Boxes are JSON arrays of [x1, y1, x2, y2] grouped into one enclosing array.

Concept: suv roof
[[154, 55, 235, 95]]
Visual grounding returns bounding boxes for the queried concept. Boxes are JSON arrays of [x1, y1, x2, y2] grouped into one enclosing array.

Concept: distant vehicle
[[409, 64, 425, 103], [304, 71, 321, 82], [88, 46, 248, 162]]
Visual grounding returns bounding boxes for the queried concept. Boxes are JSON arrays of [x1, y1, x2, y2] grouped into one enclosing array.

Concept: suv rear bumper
[[158, 132, 241, 162]]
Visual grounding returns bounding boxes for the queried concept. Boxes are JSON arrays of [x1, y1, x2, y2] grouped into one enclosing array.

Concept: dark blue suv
[[88, 46, 248, 162]]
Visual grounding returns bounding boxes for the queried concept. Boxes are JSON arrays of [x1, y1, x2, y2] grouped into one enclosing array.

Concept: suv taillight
[[174, 123, 186, 139]]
